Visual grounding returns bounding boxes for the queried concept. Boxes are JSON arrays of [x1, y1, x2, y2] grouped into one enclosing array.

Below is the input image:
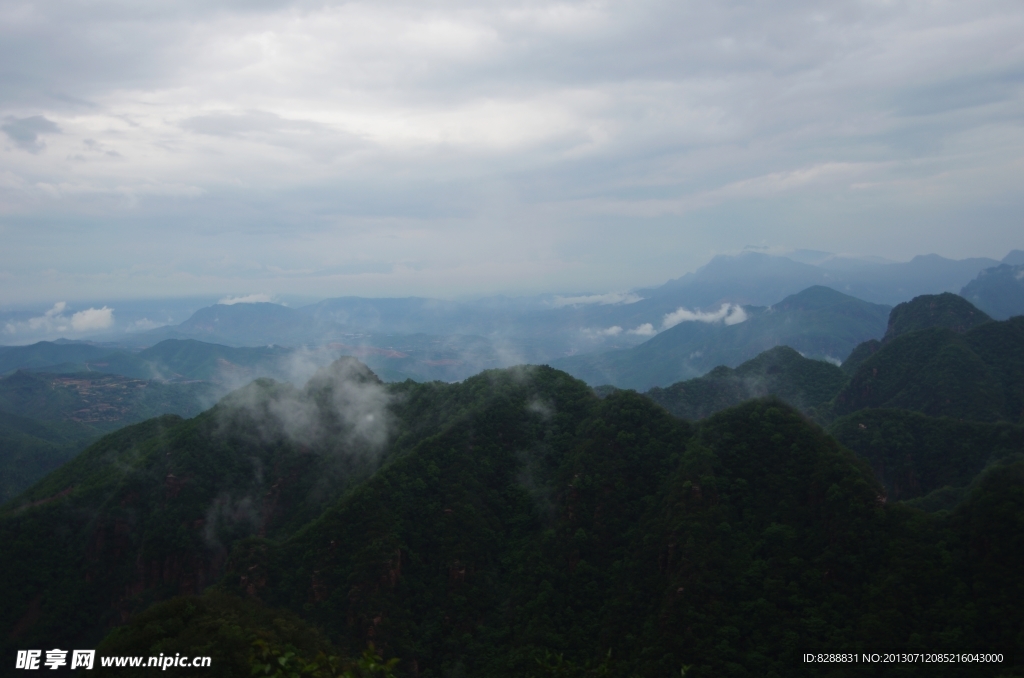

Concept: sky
[[1, 0, 1023, 305]]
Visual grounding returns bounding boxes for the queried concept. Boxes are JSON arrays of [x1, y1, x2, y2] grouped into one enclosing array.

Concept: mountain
[[173, 302, 315, 345], [840, 292, 993, 377], [639, 251, 999, 307], [0, 369, 221, 500], [0, 370, 218, 431], [828, 409, 1024, 506], [0, 410, 97, 504], [1003, 249, 1024, 266], [0, 338, 322, 386], [0, 341, 115, 375], [960, 264, 1024, 320], [834, 314, 1024, 422], [0, 359, 542, 657], [65, 251, 1003, 372], [883, 292, 992, 341], [645, 345, 847, 421], [551, 286, 890, 389], [133, 339, 295, 383], [300, 296, 482, 335], [4, 361, 1022, 676]]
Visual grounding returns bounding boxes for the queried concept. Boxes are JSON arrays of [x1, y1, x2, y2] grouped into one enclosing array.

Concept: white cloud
[[627, 323, 656, 336], [70, 306, 114, 331], [4, 302, 114, 337], [552, 292, 642, 307], [218, 293, 273, 305], [662, 303, 747, 330], [580, 325, 625, 337]]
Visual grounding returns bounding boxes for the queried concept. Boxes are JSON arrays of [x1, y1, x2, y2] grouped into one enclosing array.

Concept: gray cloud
[[0, 0, 1022, 302], [2, 115, 60, 152], [217, 356, 393, 454]]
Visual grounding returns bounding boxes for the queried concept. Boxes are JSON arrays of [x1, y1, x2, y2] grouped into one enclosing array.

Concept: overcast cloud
[[1, 0, 1022, 303]]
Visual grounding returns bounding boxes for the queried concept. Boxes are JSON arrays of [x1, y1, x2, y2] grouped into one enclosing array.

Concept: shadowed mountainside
[[833, 316, 1024, 422], [883, 292, 992, 341], [644, 345, 847, 421], [2, 359, 1022, 677]]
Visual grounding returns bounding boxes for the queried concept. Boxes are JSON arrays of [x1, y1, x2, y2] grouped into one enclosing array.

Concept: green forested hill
[[645, 345, 847, 421], [0, 370, 221, 501], [882, 292, 992, 341], [829, 409, 1024, 505], [0, 341, 114, 375], [0, 339, 294, 384], [0, 411, 97, 503], [0, 370, 218, 430], [0, 358, 488, 654], [3, 360, 1022, 677], [834, 316, 1024, 422]]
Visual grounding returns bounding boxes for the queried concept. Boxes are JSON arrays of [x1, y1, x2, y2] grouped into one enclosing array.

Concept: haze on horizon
[[2, 0, 1023, 306]]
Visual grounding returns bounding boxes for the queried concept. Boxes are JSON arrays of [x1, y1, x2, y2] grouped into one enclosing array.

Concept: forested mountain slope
[[829, 409, 1024, 505], [834, 316, 1024, 422], [3, 360, 1022, 677], [644, 345, 846, 421], [882, 292, 992, 341], [0, 370, 222, 501], [0, 411, 97, 504]]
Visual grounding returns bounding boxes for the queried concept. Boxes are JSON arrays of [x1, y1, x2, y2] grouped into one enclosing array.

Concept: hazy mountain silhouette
[[961, 264, 1024, 320], [551, 286, 890, 389]]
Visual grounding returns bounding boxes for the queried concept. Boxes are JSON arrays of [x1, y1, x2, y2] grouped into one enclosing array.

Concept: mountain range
[[3, 336, 1022, 675], [550, 285, 891, 389], [9, 248, 1001, 359], [2, 250, 1023, 676]]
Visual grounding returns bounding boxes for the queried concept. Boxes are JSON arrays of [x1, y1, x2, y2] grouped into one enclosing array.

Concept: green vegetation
[[839, 338, 879, 376], [3, 356, 1021, 676], [646, 346, 847, 421], [0, 370, 217, 430], [834, 317, 1024, 422], [0, 410, 97, 503], [0, 370, 219, 500], [0, 341, 113, 375], [883, 291, 992, 341], [4, 292, 1024, 677], [829, 409, 1024, 503], [0, 338, 294, 384]]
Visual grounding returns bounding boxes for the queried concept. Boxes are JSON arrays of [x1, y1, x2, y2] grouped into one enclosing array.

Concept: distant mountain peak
[[883, 292, 991, 342], [1003, 249, 1024, 266], [772, 285, 868, 311], [960, 263, 1024, 320]]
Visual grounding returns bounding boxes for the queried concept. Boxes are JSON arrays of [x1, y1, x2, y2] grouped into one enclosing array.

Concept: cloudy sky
[[1, 0, 1022, 304]]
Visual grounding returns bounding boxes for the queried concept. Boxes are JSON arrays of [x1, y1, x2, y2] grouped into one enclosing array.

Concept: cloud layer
[[1, 0, 1022, 302], [4, 301, 114, 336], [219, 293, 273, 305], [662, 304, 748, 330]]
